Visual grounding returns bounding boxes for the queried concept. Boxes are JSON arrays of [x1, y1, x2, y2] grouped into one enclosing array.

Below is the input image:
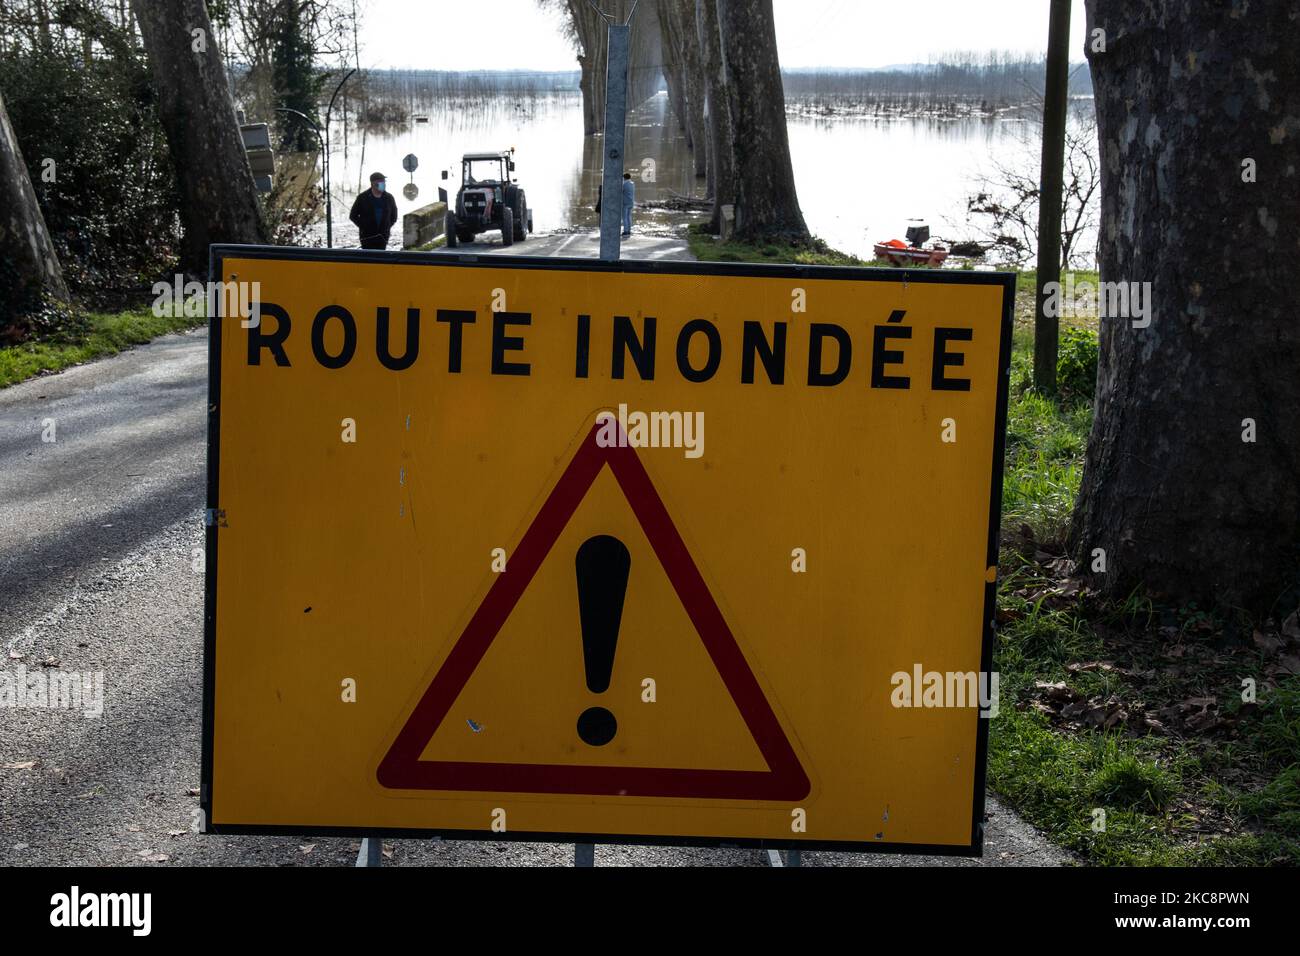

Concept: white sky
[[356, 0, 1089, 72]]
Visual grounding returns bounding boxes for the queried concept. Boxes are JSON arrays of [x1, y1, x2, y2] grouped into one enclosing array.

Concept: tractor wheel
[[457, 228, 475, 245], [513, 190, 528, 242], [500, 207, 514, 247], [445, 213, 459, 248]]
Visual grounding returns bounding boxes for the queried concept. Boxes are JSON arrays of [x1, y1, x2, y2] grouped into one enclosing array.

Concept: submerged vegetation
[[782, 52, 1094, 117]]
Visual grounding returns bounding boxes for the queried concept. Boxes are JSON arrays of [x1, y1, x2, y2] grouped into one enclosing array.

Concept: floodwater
[[323, 90, 1097, 264]]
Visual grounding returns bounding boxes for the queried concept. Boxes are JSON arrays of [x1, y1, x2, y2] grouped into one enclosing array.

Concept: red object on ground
[[873, 241, 950, 267]]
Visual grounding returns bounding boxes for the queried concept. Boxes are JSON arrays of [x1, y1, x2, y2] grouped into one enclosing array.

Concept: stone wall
[[402, 201, 448, 249]]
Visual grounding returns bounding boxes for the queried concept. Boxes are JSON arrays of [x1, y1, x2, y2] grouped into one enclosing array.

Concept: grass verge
[[686, 224, 869, 266], [0, 307, 202, 389]]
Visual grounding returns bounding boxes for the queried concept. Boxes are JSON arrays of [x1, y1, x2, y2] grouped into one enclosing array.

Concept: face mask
[[376, 182, 386, 192]]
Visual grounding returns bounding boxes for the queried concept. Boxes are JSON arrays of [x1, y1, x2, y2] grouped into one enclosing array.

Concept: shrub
[[1056, 326, 1099, 405], [0, 47, 182, 306]]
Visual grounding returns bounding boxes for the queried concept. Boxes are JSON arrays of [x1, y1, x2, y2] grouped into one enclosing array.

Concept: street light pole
[[323, 70, 357, 250], [274, 107, 327, 245], [276, 68, 354, 249]]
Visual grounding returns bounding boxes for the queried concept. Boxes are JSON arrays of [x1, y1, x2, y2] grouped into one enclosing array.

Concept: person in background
[[349, 172, 398, 250], [621, 172, 635, 238]]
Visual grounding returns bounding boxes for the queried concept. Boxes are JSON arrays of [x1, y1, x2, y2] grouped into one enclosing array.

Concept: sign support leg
[[598, 23, 631, 262], [765, 848, 802, 867], [356, 837, 381, 867], [575, 842, 595, 866]]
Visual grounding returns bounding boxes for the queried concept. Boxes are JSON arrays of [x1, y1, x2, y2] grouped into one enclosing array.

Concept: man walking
[[349, 172, 399, 250], [621, 172, 635, 238]]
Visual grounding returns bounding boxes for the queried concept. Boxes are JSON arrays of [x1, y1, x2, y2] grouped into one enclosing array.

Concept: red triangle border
[[376, 419, 810, 801]]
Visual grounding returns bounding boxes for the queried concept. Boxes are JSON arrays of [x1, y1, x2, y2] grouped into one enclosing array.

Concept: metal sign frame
[[201, 244, 1015, 856]]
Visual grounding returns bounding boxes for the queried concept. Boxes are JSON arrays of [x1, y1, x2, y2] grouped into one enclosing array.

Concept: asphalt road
[[0, 229, 1069, 867], [442, 225, 698, 260]]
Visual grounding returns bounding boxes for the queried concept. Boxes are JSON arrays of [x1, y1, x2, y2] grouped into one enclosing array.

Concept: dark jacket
[[349, 189, 399, 241]]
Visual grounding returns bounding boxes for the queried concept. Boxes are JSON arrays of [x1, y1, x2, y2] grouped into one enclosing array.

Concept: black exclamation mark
[[575, 535, 631, 746]]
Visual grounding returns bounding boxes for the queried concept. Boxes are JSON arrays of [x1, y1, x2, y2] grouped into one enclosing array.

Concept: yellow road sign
[[202, 247, 1013, 854]]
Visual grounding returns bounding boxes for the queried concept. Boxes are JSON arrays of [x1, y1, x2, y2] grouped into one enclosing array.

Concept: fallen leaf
[[3, 761, 37, 770], [1061, 700, 1089, 719], [1033, 681, 1080, 704], [299, 843, 315, 854], [136, 850, 168, 863], [1047, 557, 1074, 576]]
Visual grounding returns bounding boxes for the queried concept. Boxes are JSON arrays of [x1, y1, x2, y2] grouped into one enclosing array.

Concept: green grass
[[1002, 389, 1091, 549], [0, 307, 202, 389], [1015, 268, 1100, 296], [992, 557, 1300, 865], [1240, 766, 1300, 837], [686, 224, 870, 267]]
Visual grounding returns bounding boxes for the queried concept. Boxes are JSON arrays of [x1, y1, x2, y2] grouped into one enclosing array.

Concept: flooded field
[[321, 90, 1097, 264]]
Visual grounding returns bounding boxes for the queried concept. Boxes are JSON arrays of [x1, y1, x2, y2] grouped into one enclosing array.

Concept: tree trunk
[[628, 10, 664, 109], [716, 0, 807, 242], [131, 0, 265, 272], [1070, 0, 1300, 612], [697, 0, 734, 231], [0, 87, 70, 337], [577, 53, 600, 135], [656, 1, 689, 136], [669, 0, 708, 178], [567, 0, 614, 135]]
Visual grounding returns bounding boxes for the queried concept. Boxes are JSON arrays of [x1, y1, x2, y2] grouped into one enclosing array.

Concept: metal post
[[324, 122, 332, 249], [323, 70, 357, 250], [765, 848, 803, 867], [356, 837, 381, 867], [598, 23, 631, 262], [575, 842, 595, 866], [275, 107, 328, 247], [1033, 0, 1072, 392]]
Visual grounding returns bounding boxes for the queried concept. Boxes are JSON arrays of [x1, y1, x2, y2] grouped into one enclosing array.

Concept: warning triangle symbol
[[377, 418, 810, 801]]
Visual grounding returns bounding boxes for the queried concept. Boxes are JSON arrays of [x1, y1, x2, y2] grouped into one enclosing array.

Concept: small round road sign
[[402, 153, 419, 174]]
